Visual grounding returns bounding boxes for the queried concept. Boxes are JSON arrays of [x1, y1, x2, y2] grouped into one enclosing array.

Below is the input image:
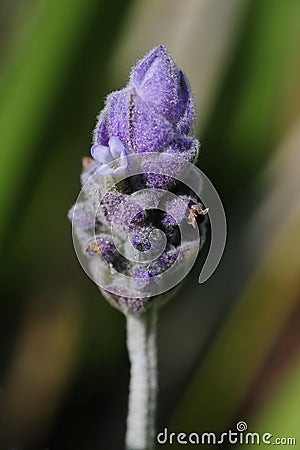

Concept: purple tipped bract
[[94, 45, 195, 156]]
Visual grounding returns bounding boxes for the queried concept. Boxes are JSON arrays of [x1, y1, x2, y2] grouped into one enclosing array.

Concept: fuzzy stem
[[146, 307, 157, 449], [125, 307, 158, 450]]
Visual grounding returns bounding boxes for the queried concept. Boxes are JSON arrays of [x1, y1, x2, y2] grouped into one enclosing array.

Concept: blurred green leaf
[[247, 354, 300, 448], [0, 0, 99, 243], [171, 203, 300, 435], [204, 0, 300, 195]]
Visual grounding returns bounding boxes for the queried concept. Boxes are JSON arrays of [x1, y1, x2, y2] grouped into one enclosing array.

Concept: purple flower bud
[[102, 287, 152, 315], [99, 192, 146, 231], [69, 45, 207, 315], [130, 227, 153, 252], [94, 45, 195, 157], [68, 203, 94, 229], [130, 45, 192, 127], [85, 235, 118, 263], [163, 197, 190, 225], [133, 266, 157, 289]]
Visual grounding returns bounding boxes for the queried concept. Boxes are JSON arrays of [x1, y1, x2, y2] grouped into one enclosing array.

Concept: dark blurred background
[[1, 0, 300, 449]]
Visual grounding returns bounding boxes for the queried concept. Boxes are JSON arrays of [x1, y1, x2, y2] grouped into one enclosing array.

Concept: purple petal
[[91, 144, 112, 164], [108, 136, 126, 159]]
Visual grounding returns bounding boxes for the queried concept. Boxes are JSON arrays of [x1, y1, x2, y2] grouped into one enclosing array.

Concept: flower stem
[[125, 306, 158, 450]]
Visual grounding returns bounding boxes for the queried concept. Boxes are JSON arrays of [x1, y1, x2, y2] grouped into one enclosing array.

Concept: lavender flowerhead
[[69, 45, 208, 315]]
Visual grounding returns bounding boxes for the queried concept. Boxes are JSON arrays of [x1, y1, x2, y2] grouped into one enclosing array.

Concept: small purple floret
[[91, 136, 128, 176]]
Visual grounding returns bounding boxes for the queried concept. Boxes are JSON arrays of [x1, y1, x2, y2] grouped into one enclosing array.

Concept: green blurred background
[[1, 0, 300, 448]]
